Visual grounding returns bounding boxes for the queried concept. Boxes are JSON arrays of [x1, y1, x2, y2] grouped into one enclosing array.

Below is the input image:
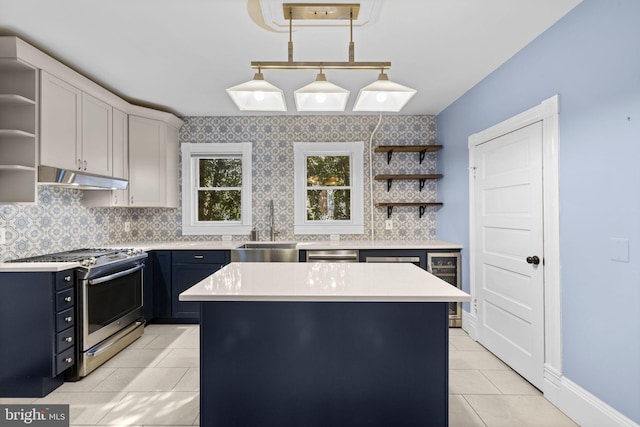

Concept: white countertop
[[179, 262, 471, 303], [126, 239, 462, 251], [0, 240, 462, 272]]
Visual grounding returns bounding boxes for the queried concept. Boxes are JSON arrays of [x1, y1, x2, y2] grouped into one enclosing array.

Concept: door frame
[[467, 94, 562, 393]]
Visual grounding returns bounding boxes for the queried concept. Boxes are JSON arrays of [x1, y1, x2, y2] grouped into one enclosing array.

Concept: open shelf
[[374, 145, 442, 164], [375, 173, 443, 191], [0, 94, 36, 105], [375, 202, 443, 218]]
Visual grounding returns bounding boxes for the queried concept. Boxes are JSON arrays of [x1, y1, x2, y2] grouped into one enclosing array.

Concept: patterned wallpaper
[[0, 115, 439, 261]]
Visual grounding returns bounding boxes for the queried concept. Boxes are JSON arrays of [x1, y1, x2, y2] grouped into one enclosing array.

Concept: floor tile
[[451, 335, 488, 351], [449, 350, 510, 370], [173, 368, 199, 392], [127, 333, 160, 349], [450, 370, 502, 395], [145, 324, 196, 336], [92, 367, 188, 392], [449, 394, 486, 427], [97, 391, 199, 426], [0, 398, 38, 404], [155, 349, 200, 368], [34, 391, 127, 425], [481, 369, 541, 395], [449, 327, 469, 336], [465, 395, 578, 427], [145, 333, 199, 349], [55, 367, 117, 392]]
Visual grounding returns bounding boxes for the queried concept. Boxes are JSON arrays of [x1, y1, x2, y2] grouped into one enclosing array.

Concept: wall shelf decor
[[375, 202, 443, 219], [374, 173, 443, 192]]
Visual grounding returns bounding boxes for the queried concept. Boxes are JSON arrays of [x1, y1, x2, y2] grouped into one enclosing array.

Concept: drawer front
[[172, 250, 228, 264], [56, 327, 75, 353], [55, 347, 75, 375], [56, 288, 74, 311], [56, 308, 75, 332], [55, 271, 74, 291]]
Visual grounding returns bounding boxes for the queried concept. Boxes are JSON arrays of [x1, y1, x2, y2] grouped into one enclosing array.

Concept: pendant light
[[353, 72, 417, 112], [294, 70, 350, 111], [226, 71, 287, 111]]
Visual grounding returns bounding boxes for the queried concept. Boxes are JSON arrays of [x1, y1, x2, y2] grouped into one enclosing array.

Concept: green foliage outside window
[[306, 155, 351, 221], [197, 158, 242, 221]]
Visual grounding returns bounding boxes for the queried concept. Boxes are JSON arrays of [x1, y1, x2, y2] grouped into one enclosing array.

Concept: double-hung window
[[181, 143, 252, 235], [293, 142, 364, 235]]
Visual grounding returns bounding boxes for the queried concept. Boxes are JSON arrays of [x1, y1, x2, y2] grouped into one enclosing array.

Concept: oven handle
[[88, 264, 144, 285]]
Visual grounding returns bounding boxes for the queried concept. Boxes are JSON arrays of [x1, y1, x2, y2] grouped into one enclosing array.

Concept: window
[[181, 143, 252, 235], [294, 142, 364, 235]]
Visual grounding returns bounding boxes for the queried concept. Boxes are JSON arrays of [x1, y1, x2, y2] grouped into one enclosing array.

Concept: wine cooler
[[427, 252, 462, 327]]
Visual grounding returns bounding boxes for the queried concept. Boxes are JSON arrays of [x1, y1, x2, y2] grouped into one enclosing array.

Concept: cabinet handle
[[130, 196, 134, 204], [65, 337, 73, 343], [64, 316, 73, 322], [83, 160, 87, 171], [194, 255, 204, 259], [64, 296, 72, 302], [64, 357, 73, 364], [77, 159, 82, 170], [64, 275, 71, 282]]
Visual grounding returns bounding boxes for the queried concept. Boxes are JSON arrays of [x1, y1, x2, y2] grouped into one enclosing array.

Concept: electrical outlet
[[124, 222, 131, 232], [0, 227, 5, 245], [385, 220, 393, 230]]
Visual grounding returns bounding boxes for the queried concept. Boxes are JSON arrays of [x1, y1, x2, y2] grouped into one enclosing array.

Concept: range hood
[[38, 166, 128, 190]]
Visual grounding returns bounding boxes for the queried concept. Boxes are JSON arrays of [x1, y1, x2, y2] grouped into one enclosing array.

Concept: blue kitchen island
[[180, 262, 470, 427]]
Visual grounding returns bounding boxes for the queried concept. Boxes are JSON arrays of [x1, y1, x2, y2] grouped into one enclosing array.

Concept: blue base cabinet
[[200, 301, 449, 426], [0, 271, 76, 397]]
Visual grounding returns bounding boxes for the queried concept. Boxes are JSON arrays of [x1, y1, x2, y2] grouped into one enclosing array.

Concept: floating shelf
[[374, 145, 442, 164], [375, 173, 443, 191], [0, 165, 36, 171], [375, 202, 443, 218], [0, 129, 36, 139]]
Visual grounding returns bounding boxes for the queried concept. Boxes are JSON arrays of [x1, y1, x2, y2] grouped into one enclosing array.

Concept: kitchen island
[[179, 262, 470, 427]]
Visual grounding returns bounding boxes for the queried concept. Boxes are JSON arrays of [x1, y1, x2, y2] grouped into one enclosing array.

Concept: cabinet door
[[129, 115, 166, 207], [81, 93, 112, 176], [40, 71, 81, 171], [112, 108, 129, 205], [171, 263, 224, 319]]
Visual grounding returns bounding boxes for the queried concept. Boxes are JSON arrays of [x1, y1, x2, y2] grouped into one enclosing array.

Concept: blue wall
[[436, 0, 639, 422]]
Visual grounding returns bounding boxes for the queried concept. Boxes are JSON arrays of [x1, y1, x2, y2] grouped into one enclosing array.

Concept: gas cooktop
[[8, 248, 145, 266]]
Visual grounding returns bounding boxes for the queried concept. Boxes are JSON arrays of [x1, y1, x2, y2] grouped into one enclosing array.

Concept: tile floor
[[0, 325, 579, 426]]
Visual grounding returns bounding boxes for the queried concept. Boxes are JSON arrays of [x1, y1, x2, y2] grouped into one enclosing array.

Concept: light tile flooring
[[0, 325, 578, 426]]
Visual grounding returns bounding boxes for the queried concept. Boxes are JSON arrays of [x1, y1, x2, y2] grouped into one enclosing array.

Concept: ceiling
[[0, 0, 581, 117]]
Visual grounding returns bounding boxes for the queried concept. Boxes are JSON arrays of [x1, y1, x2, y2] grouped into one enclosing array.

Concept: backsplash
[[0, 115, 438, 261]]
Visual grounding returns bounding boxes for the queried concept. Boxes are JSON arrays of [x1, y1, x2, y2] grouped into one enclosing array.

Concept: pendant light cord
[[369, 113, 383, 241]]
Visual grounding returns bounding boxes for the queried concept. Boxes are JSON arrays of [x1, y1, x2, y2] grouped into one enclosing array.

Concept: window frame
[[181, 142, 252, 235], [293, 141, 364, 235]]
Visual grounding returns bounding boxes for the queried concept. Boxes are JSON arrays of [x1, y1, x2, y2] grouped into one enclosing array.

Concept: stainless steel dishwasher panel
[[364, 256, 421, 266], [306, 250, 359, 263]]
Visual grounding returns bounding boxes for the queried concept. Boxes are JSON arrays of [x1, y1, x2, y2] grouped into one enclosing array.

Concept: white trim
[[543, 372, 639, 427], [181, 143, 252, 235], [293, 142, 365, 235], [468, 95, 562, 386], [460, 309, 478, 340]]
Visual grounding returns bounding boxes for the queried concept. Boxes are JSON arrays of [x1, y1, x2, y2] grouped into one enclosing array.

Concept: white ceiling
[[0, 0, 581, 117]]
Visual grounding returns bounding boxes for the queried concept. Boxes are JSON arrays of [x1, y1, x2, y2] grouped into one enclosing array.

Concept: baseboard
[[463, 312, 638, 427], [460, 309, 478, 340], [543, 367, 639, 427]]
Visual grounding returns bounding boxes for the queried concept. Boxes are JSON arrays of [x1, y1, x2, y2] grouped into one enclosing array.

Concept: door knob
[[526, 256, 540, 265]]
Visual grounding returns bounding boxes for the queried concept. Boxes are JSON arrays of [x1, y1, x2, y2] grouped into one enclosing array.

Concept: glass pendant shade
[[294, 72, 350, 111], [226, 72, 287, 111], [353, 72, 417, 112]]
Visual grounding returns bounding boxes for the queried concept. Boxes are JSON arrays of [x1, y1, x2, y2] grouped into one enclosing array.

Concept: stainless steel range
[[8, 248, 147, 379]]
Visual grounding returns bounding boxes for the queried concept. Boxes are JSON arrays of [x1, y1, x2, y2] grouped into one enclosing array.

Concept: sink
[[239, 242, 297, 249], [231, 242, 299, 262]]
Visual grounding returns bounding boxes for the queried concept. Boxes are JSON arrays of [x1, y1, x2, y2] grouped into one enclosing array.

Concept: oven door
[[82, 262, 144, 351]]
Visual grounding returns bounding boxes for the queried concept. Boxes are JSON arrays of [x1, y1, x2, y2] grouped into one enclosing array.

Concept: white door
[[473, 121, 544, 389]]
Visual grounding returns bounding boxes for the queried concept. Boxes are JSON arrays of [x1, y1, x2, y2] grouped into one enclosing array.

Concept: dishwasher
[[364, 256, 421, 266], [306, 250, 359, 263]]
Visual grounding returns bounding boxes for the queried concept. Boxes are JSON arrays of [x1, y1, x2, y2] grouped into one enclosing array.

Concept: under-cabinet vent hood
[[37, 166, 128, 190]]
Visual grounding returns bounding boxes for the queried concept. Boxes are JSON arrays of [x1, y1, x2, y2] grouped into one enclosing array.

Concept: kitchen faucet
[[269, 199, 280, 241]]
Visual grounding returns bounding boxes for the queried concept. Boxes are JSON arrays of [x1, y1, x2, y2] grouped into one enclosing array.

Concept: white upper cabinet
[[41, 71, 113, 176], [128, 114, 179, 208], [81, 93, 112, 176], [40, 71, 81, 171]]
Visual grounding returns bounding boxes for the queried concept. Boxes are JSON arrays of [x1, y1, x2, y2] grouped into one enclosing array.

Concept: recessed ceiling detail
[[258, 0, 380, 29]]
